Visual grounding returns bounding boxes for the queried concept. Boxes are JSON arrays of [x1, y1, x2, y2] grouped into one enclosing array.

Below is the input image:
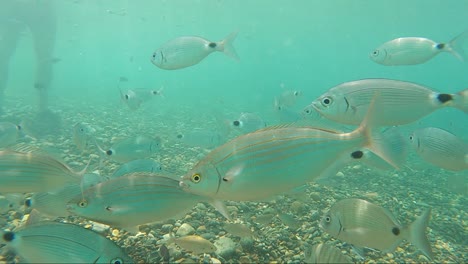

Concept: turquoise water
[[1, 0, 467, 263]]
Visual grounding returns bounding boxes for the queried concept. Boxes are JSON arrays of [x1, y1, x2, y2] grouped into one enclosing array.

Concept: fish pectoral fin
[[222, 164, 244, 182]]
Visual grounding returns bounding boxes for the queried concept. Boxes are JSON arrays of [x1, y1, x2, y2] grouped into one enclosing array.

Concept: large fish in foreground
[[151, 32, 239, 70], [320, 198, 433, 260], [0, 221, 133, 263], [303, 78, 467, 126], [370, 30, 468, 66], [67, 173, 208, 231], [409, 127, 468, 171], [180, 97, 406, 202], [0, 150, 85, 193], [303, 243, 352, 263]]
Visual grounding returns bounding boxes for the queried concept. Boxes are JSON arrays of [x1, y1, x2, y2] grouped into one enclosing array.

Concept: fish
[[120, 87, 164, 110], [166, 234, 217, 254], [409, 127, 468, 171], [223, 223, 254, 238], [370, 30, 468, 65], [158, 244, 170, 262], [253, 213, 276, 225], [26, 173, 104, 218], [176, 129, 225, 149], [179, 96, 406, 202], [0, 122, 22, 148], [304, 243, 352, 263], [96, 135, 162, 163], [320, 198, 433, 260], [0, 221, 133, 263], [67, 173, 206, 231], [230, 112, 266, 134], [274, 90, 303, 110], [73, 122, 96, 151], [277, 213, 301, 229], [0, 150, 85, 193], [110, 159, 163, 179], [151, 32, 239, 70], [303, 78, 468, 126]]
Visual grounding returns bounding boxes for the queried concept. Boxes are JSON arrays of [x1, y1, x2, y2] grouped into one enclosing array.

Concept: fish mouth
[[179, 180, 189, 189]]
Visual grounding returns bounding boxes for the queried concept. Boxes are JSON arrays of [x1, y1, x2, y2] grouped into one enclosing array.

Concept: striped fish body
[[67, 173, 204, 228], [0, 221, 133, 263], [410, 127, 468, 171], [111, 159, 162, 179], [181, 126, 369, 201], [0, 150, 80, 193], [304, 243, 352, 263], [304, 79, 467, 125]]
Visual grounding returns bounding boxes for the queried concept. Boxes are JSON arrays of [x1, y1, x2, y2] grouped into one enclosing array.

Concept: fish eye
[[78, 200, 88, 208], [110, 257, 123, 264], [325, 216, 331, 223], [409, 136, 413, 140], [321, 96, 333, 107], [152, 53, 156, 59], [372, 49, 379, 57], [191, 173, 202, 183]]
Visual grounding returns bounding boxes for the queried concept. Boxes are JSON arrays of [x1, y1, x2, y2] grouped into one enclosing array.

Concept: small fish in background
[[110, 159, 163, 179], [253, 213, 276, 225], [165, 234, 217, 254], [274, 90, 303, 110], [320, 198, 433, 260], [120, 87, 164, 110], [26, 172, 104, 218], [409, 127, 468, 171], [304, 243, 352, 264], [73, 122, 96, 151], [274, 106, 303, 123], [0, 122, 23, 148], [67, 173, 208, 232], [277, 213, 301, 229], [151, 32, 239, 70], [230, 112, 266, 134], [303, 78, 468, 126], [0, 150, 86, 193], [223, 223, 254, 238], [370, 30, 468, 65], [175, 129, 225, 149], [0, 221, 133, 263], [96, 135, 162, 163]]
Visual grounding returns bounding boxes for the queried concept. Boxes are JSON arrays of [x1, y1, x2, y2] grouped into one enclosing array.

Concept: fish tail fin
[[447, 30, 468, 61], [453, 89, 468, 113], [405, 208, 433, 260], [219, 31, 239, 61], [354, 94, 407, 169]]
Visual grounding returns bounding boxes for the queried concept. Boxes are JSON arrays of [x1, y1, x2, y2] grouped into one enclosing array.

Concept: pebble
[[214, 237, 236, 258], [92, 222, 110, 233], [112, 229, 120, 237], [335, 171, 345, 177], [176, 223, 195, 236]]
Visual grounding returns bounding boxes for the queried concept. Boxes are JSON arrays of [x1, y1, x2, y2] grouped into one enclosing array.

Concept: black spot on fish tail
[[437, 93, 453, 103], [436, 43, 445, 50], [106, 150, 113, 156], [209, 42, 217, 48], [233, 120, 240, 127], [25, 198, 32, 207], [176, 134, 183, 139], [351, 150, 364, 159], [392, 227, 400, 235], [3, 232, 15, 242]]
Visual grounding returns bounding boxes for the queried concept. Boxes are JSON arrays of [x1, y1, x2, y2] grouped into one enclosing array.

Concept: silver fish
[[166, 234, 216, 254], [320, 198, 433, 260], [67, 173, 206, 231], [120, 88, 163, 110], [304, 243, 352, 264], [73, 122, 96, 151], [231, 112, 266, 134], [0, 221, 133, 263], [223, 223, 254, 238], [180, 99, 406, 202], [0, 122, 22, 148], [303, 78, 468, 125], [97, 135, 162, 163], [370, 31, 468, 65], [151, 32, 239, 70], [0, 150, 84, 193], [410, 127, 468, 171], [274, 90, 303, 110], [176, 129, 225, 149], [27, 173, 104, 218], [111, 159, 163, 179]]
